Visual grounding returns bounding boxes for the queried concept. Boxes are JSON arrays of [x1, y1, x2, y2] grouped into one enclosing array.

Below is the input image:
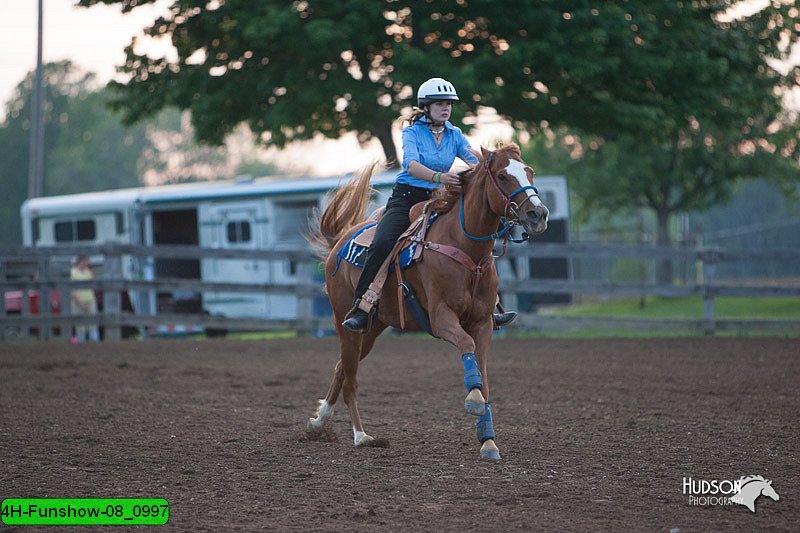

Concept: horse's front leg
[[469, 318, 501, 461], [429, 305, 486, 417]]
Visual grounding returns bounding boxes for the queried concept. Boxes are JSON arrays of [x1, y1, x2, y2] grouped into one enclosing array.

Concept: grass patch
[[504, 328, 800, 339], [226, 330, 299, 341], [543, 296, 800, 320]]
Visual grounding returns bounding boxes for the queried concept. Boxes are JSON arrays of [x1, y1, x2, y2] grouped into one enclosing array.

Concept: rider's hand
[[440, 172, 462, 192]]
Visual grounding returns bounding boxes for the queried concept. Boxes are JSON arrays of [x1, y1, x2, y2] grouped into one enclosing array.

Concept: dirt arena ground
[[1, 335, 797, 532]]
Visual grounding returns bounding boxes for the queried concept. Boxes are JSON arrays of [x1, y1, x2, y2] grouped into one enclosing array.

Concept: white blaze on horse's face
[[505, 159, 544, 209]]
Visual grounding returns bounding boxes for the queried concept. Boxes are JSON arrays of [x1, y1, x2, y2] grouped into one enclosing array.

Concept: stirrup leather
[[357, 287, 380, 314]]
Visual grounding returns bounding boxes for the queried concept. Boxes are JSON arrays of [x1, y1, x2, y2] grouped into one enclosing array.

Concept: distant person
[[70, 255, 99, 343]]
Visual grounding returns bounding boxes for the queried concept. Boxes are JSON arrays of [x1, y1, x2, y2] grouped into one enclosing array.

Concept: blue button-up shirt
[[396, 119, 477, 190]]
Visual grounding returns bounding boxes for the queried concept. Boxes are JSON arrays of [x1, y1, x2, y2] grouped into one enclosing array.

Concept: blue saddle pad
[[335, 213, 438, 272]]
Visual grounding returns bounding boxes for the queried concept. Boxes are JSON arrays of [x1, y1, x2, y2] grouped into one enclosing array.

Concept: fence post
[[59, 280, 71, 342], [38, 258, 54, 340], [103, 249, 123, 341], [701, 248, 718, 336]]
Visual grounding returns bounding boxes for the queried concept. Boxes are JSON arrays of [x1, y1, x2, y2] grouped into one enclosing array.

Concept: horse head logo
[[731, 475, 780, 513]]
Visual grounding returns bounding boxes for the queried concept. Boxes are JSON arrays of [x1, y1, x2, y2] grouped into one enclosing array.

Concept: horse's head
[[479, 145, 549, 237], [760, 479, 780, 502]]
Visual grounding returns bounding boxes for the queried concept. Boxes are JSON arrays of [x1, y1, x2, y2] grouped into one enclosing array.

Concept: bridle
[[459, 151, 539, 244]]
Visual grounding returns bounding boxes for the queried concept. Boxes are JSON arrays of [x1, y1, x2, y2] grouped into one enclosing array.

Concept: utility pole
[[28, 0, 45, 199]]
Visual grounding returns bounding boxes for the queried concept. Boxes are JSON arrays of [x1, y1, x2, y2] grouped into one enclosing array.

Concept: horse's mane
[[428, 184, 460, 214], [428, 143, 522, 215]]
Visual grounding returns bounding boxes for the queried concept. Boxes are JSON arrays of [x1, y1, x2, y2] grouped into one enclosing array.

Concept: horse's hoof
[[355, 434, 375, 447], [464, 388, 486, 416], [306, 417, 323, 434], [480, 439, 501, 461]]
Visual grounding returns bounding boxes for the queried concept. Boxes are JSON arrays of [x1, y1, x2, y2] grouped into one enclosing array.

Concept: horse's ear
[[480, 146, 491, 159]]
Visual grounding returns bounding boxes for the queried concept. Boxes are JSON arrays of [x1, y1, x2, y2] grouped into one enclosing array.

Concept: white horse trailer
[[20, 173, 569, 330], [21, 174, 393, 331]]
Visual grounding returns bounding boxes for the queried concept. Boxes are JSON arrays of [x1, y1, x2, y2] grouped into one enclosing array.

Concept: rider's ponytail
[[398, 106, 428, 126]]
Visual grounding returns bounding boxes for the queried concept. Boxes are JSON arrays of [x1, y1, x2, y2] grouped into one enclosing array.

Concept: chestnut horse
[[306, 144, 549, 460]]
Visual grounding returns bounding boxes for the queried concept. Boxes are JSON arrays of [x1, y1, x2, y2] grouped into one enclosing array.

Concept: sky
[[0, 0, 173, 105]]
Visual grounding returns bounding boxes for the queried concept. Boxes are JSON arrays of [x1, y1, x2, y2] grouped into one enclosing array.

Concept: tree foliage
[[0, 62, 147, 245], [80, 0, 798, 168]]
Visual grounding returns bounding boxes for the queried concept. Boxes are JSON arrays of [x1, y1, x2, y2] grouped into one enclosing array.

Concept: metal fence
[[1, 242, 799, 341]]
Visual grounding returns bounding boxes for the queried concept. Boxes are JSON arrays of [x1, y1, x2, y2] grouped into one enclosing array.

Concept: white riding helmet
[[417, 77, 459, 107]]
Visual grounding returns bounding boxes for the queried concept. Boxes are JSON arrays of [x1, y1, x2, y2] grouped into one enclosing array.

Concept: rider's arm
[[407, 161, 461, 188]]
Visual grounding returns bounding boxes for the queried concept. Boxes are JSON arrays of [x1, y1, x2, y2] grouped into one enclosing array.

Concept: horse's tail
[[307, 162, 381, 258]]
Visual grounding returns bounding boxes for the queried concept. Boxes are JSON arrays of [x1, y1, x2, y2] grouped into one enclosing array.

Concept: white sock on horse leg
[[308, 399, 334, 430], [353, 427, 374, 446]]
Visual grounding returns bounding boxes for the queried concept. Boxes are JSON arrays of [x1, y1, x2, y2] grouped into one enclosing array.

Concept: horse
[[305, 144, 549, 460], [731, 475, 780, 512]]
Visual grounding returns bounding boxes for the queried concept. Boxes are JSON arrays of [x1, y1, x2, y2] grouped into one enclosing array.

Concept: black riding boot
[[492, 311, 518, 327], [493, 301, 517, 328], [342, 309, 370, 332]]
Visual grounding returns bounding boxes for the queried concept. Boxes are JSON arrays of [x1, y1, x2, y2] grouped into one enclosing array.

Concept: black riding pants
[[353, 183, 433, 303]]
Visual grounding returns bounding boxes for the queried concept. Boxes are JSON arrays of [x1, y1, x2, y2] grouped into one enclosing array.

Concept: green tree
[[47, 88, 150, 195], [80, 1, 797, 168], [0, 61, 147, 245], [0, 62, 92, 245]]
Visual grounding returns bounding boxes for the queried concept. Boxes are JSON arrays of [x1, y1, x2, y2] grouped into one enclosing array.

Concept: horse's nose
[[524, 207, 548, 226]]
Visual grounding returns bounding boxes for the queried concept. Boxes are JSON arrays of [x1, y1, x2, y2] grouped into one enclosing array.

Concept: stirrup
[[493, 311, 517, 328], [342, 309, 370, 332]]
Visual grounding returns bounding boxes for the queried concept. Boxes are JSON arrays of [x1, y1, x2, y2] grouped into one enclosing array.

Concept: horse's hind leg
[[341, 324, 386, 446], [306, 324, 386, 445], [306, 359, 344, 434]]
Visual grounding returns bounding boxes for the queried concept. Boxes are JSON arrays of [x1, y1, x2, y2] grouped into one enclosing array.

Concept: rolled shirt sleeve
[[401, 127, 421, 172]]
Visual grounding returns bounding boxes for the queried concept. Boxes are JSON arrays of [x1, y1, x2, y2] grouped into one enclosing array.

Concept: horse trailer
[[19, 172, 569, 332]]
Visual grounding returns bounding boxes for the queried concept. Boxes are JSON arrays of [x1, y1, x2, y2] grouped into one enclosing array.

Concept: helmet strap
[[423, 106, 447, 128]]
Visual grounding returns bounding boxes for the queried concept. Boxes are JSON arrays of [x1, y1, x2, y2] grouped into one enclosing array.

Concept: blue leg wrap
[[476, 403, 496, 443], [461, 353, 483, 392]]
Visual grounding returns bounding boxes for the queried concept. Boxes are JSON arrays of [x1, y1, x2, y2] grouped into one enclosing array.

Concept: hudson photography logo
[[682, 475, 780, 512]]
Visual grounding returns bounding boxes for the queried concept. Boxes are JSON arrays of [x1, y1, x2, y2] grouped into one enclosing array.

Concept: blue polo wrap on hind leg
[[476, 403, 496, 443], [461, 353, 483, 392]]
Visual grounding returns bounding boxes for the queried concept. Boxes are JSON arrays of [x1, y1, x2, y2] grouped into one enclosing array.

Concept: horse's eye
[[498, 173, 508, 181]]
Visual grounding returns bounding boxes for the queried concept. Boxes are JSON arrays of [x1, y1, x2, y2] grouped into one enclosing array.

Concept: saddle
[[334, 202, 437, 331]]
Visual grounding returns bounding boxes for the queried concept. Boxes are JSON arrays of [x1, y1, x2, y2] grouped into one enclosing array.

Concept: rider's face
[[427, 101, 453, 123]]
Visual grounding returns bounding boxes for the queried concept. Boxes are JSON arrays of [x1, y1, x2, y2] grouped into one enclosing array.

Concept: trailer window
[[54, 219, 96, 242], [115, 211, 125, 235], [226, 220, 252, 243], [274, 200, 316, 244]]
